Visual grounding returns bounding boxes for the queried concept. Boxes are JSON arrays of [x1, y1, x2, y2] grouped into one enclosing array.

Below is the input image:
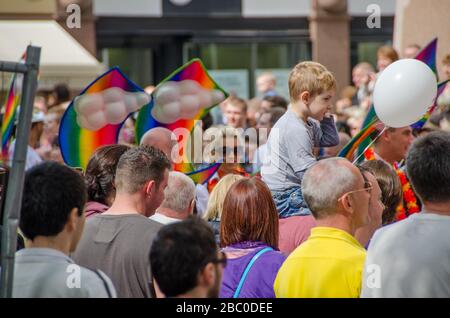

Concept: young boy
[[261, 61, 339, 217]]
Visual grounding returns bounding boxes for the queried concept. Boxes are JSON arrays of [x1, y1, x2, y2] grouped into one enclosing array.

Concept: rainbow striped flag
[[1, 73, 22, 163]]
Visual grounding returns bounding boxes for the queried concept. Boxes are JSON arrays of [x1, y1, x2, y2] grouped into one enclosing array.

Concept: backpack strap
[[233, 247, 273, 298]]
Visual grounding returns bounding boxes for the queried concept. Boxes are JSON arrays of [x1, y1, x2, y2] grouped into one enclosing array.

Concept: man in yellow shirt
[[274, 158, 371, 298]]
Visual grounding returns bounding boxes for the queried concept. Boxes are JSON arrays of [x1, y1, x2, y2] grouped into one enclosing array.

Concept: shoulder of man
[[368, 219, 413, 251], [77, 266, 117, 298]]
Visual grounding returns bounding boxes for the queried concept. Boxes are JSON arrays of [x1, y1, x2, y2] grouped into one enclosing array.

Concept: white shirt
[[361, 211, 450, 298], [149, 212, 182, 225], [9, 140, 42, 170], [252, 143, 268, 173], [195, 183, 209, 217]]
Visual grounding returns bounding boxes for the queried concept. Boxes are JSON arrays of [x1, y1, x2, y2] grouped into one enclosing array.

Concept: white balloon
[[74, 93, 104, 115], [373, 59, 437, 128], [180, 95, 200, 118], [76, 114, 97, 131], [86, 111, 107, 130], [211, 89, 225, 105], [105, 102, 127, 124], [123, 94, 140, 113], [151, 106, 170, 124], [135, 92, 151, 107], [154, 82, 180, 106], [198, 90, 212, 108], [103, 87, 124, 103], [152, 102, 181, 124], [179, 80, 201, 95], [162, 101, 181, 118]]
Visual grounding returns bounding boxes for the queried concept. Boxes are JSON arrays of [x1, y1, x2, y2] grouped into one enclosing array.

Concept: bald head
[[302, 158, 362, 219], [140, 127, 178, 162], [257, 72, 276, 94]]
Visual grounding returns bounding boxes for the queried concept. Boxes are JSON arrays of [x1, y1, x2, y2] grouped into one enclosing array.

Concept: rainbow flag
[[135, 59, 228, 184], [411, 79, 449, 129], [1, 74, 22, 163], [59, 67, 144, 169], [415, 38, 437, 76], [338, 117, 379, 162]]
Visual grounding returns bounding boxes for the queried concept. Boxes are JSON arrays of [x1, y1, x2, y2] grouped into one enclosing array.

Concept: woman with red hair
[[219, 177, 286, 298]]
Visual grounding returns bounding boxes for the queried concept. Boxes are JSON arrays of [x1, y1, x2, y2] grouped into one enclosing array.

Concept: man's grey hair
[[302, 157, 359, 219], [160, 171, 196, 214]]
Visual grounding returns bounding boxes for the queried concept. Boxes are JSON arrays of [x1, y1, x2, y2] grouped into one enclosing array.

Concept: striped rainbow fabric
[[59, 67, 144, 169], [135, 59, 228, 184]]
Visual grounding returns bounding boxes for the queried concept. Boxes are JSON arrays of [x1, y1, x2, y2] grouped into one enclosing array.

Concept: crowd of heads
[[1, 42, 450, 299]]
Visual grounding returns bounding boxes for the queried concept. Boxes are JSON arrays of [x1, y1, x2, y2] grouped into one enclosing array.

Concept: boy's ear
[[300, 91, 310, 105]]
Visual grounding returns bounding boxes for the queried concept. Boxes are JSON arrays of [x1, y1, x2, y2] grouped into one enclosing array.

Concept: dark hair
[[53, 83, 70, 103], [406, 131, 450, 203], [202, 112, 213, 131], [20, 161, 87, 240], [150, 216, 218, 297], [115, 146, 171, 193], [220, 177, 279, 248], [262, 95, 288, 110], [360, 160, 403, 225], [335, 121, 351, 136], [85, 144, 131, 205]]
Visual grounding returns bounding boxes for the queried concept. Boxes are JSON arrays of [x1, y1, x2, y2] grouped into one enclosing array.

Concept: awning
[[0, 20, 106, 90]]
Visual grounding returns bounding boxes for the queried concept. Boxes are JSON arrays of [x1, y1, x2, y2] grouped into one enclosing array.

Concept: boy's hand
[[322, 112, 333, 120]]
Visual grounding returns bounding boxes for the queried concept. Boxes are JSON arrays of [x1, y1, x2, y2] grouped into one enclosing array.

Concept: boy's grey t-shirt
[[361, 212, 450, 298], [261, 108, 339, 191], [72, 214, 163, 298]]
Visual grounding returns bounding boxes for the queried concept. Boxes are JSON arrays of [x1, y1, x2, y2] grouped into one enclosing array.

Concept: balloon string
[[352, 126, 387, 164]]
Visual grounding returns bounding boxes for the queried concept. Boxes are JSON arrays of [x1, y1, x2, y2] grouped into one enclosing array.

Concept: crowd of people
[[1, 44, 450, 298]]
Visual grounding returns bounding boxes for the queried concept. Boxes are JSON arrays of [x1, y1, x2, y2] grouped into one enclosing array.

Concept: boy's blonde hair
[[289, 61, 336, 103]]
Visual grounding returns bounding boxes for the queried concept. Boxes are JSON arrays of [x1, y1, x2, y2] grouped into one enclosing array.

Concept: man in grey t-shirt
[[14, 162, 116, 298], [73, 146, 171, 298], [361, 131, 450, 298]]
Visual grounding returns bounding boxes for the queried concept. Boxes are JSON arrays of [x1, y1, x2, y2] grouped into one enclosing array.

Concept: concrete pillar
[[55, 0, 97, 57], [309, 0, 350, 99], [394, 0, 450, 81]]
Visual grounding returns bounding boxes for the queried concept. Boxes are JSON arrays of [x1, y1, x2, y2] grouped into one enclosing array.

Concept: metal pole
[[0, 45, 41, 298], [0, 62, 28, 74]]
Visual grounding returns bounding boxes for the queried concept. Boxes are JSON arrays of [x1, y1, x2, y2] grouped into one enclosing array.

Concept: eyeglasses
[[338, 181, 373, 203], [210, 251, 227, 269]]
